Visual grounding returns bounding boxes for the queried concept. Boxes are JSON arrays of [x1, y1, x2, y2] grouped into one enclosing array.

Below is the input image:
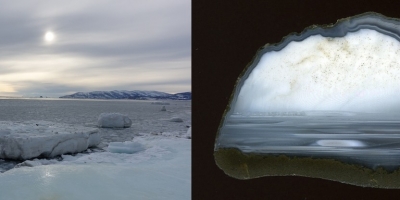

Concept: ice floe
[[151, 101, 170, 105], [186, 127, 191, 139], [107, 141, 145, 154], [169, 117, 183, 122], [0, 121, 100, 160], [97, 113, 132, 128]]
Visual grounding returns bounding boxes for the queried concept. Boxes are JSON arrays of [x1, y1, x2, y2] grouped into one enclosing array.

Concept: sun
[[44, 31, 55, 42]]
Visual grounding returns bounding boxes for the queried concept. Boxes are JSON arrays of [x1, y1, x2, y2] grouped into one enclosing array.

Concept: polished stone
[[215, 12, 400, 188]]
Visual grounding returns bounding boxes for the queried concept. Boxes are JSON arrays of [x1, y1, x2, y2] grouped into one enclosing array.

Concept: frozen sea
[[0, 98, 191, 200]]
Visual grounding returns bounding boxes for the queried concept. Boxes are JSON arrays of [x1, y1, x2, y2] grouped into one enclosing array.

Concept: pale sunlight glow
[[44, 31, 55, 42], [0, 83, 15, 93]]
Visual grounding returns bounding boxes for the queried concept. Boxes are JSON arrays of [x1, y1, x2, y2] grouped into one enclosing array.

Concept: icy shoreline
[[0, 99, 191, 199], [0, 136, 191, 200], [0, 121, 100, 160]]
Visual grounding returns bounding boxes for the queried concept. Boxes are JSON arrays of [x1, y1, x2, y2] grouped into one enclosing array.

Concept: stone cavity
[[235, 29, 400, 114]]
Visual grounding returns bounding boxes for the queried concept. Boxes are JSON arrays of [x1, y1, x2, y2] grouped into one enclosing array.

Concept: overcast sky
[[0, 0, 190, 97]]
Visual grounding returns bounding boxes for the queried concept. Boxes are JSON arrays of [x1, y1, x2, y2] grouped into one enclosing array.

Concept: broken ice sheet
[[0, 120, 100, 160], [214, 12, 400, 188]]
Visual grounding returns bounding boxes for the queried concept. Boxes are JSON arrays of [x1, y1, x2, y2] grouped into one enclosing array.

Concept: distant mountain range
[[59, 90, 191, 100]]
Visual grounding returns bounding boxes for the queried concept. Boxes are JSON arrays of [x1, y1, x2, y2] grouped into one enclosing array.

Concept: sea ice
[[107, 141, 145, 154], [14, 160, 42, 168], [151, 101, 170, 105], [0, 136, 191, 200], [97, 113, 132, 128], [169, 117, 183, 122], [0, 121, 100, 160], [186, 127, 191, 139]]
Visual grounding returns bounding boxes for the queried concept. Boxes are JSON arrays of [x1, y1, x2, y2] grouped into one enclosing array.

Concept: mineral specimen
[[214, 12, 400, 188]]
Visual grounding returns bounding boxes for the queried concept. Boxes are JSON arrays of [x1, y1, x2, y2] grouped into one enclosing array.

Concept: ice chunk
[[0, 121, 100, 160], [169, 117, 183, 122], [14, 160, 42, 168], [186, 127, 191, 139], [151, 101, 170, 105], [107, 141, 145, 154], [98, 113, 132, 128]]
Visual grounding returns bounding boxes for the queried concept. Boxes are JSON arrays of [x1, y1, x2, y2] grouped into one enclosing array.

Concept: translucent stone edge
[[215, 148, 400, 188], [214, 12, 400, 187]]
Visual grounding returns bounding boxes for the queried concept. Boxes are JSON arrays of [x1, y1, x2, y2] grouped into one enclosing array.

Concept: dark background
[[193, 0, 400, 199]]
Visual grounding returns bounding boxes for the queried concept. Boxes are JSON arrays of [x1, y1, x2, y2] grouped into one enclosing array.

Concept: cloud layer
[[0, 0, 191, 97]]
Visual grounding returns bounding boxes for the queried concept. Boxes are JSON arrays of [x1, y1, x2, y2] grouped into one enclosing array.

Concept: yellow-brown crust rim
[[214, 148, 400, 188]]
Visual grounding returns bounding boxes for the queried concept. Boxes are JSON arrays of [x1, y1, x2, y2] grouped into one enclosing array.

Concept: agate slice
[[214, 12, 400, 188]]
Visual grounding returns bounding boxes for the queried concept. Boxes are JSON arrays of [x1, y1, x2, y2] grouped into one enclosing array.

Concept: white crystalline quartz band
[[235, 29, 400, 113], [315, 140, 366, 147]]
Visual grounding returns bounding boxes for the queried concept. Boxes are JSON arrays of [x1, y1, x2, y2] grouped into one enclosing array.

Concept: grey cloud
[[11, 81, 90, 97], [14, 78, 191, 97], [0, 0, 190, 96], [51, 34, 191, 63]]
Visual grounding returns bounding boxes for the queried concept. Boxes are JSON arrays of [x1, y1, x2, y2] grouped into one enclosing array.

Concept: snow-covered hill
[[59, 90, 191, 100]]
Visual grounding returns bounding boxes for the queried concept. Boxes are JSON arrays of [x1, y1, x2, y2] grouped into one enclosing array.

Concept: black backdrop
[[193, 0, 400, 199]]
